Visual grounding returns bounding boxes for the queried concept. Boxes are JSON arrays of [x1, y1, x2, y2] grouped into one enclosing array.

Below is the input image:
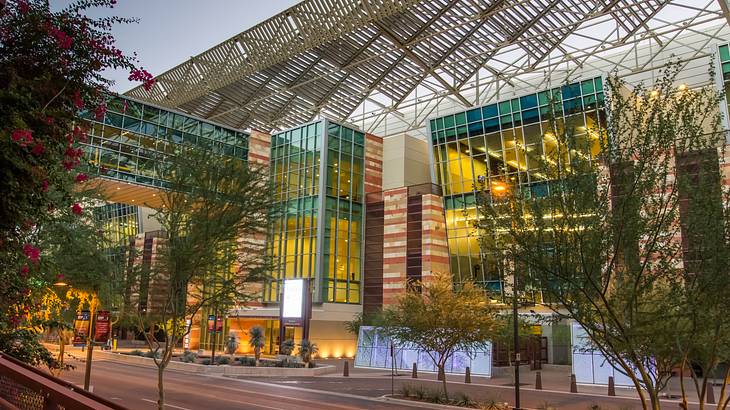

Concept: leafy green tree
[[248, 326, 265, 365], [131, 144, 273, 410], [380, 272, 501, 400], [476, 64, 730, 410]]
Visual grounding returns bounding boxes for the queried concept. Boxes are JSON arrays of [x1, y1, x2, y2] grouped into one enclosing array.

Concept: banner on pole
[[94, 310, 111, 344], [207, 315, 215, 332], [72, 310, 91, 346]]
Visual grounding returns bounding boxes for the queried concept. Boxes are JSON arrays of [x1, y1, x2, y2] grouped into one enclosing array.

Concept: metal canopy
[[125, 0, 727, 136]]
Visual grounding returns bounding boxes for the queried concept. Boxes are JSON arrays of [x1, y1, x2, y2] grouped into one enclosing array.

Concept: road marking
[[209, 377, 444, 409], [142, 398, 193, 410]]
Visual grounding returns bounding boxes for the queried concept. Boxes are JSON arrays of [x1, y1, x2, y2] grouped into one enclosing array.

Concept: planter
[[97, 351, 336, 376]]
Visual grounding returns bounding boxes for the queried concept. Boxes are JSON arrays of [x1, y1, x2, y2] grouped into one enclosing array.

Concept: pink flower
[[49, 27, 72, 49], [94, 103, 106, 120], [45, 116, 55, 125], [56, 273, 65, 281], [23, 244, 40, 264], [72, 125, 87, 142], [18, 1, 29, 14], [11, 129, 33, 147], [42, 180, 49, 192], [72, 90, 84, 110], [75, 173, 88, 183], [31, 142, 45, 156], [71, 203, 83, 215], [20, 265, 30, 277], [129, 68, 156, 91]]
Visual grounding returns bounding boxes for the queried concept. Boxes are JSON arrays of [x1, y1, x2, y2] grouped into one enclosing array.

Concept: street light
[[491, 179, 521, 410]]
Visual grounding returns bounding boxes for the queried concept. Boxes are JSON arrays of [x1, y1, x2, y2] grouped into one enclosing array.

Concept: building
[[82, 1, 730, 362]]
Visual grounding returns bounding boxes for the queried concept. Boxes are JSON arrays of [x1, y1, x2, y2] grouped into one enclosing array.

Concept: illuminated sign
[[281, 279, 304, 319], [94, 311, 111, 344]]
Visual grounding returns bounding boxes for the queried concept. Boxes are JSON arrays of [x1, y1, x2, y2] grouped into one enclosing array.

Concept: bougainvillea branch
[[0, 0, 154, 367]]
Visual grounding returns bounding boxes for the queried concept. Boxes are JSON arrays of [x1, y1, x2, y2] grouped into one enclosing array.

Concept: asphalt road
[[59, 358, 415, 410], [58, 358, 702, 410]]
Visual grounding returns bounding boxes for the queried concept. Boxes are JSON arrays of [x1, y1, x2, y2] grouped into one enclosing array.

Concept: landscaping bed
[[397, 384, 511, 410]]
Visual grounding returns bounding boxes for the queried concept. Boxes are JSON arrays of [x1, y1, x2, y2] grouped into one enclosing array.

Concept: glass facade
[[266, 120, 365, 304], [266, 121, 322, 302], [79, 95, 250, 188], [429, 78, 606, 297], [94, 203, 140, 246], [719, 44, 730, 113]]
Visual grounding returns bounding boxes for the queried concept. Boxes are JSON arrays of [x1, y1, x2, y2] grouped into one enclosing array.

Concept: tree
[[476, 64, 730, 410], [380, 272, 501, 399], [130, 144, 273, 410], [0, 0, 150, 366], [298, 339, 318, 368], [280, 339, 295, 356], [248, 326, 265, 365]]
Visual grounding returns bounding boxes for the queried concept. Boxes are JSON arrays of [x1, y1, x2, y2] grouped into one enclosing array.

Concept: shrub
[[414, 385, 427, 400], [143, 350, 161, 359], [216, 356, 231, 365], [425, 388, 446, 404], [238, 356, 256, 366], [454, 392, 476, 407], [129, 350, 143, 356], [400, 384, 413, 398], [181, 351, 197, 363], [478, 400, 510, 410], [224, 333, 239, 355], [201, 359, 211, 365]]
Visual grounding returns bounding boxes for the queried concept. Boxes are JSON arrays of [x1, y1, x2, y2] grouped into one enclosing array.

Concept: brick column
[[421, 193, 450, 286], [248, 129, 271, 167], [382, 187, 408, 306], [364, 133, 383, 194]]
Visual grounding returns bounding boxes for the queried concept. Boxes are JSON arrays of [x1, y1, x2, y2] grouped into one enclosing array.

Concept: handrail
[[0, 351, 127, 410]]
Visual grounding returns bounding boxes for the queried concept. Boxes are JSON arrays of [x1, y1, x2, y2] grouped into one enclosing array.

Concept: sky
[[55, 0, 300, 93]]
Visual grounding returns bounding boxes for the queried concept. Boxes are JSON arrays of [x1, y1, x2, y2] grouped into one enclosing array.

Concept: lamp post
[[492, 180, 520, 410]]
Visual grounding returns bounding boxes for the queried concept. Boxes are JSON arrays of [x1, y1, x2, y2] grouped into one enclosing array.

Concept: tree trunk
[[680, 359, 689, 410], [440, 364, 448, 400], [157, 363, 165, 410], [255, 347, 260, 366]]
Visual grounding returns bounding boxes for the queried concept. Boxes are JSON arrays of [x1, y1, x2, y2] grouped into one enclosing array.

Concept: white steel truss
[[125, 0, 729, 137]]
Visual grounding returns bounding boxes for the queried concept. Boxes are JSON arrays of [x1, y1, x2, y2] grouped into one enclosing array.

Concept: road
[[58, 358, 701, 410], [60, 358, 412, 410]]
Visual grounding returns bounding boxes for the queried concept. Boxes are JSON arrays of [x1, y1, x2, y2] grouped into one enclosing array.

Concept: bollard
[[412, 362, 418, 378], [608, 376, 616, 396], [570, 374, 578, 393], [535, 371, 542, 390], [465, 367, 471, 384], [707, 382, 716, 404], [343, 360, 349, 377]]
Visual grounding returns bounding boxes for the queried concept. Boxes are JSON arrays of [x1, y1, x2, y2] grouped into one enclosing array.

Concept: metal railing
[[0, 352, 127, 410]]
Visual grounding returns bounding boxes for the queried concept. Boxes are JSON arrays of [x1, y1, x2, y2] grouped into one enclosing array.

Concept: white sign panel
[[571, 322, 643, 387], [354, 326, 492, 377], [281, 279, 304, 319]]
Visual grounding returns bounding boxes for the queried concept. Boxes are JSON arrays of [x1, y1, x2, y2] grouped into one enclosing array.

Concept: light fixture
[[678, 84, 687, 91], [650, 90, 660, 98], [53, 281, 68, 287]]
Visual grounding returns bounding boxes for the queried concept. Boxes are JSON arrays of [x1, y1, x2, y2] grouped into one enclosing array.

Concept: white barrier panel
[[571, 322, 640, 387], [354, 326, 492, 377]]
